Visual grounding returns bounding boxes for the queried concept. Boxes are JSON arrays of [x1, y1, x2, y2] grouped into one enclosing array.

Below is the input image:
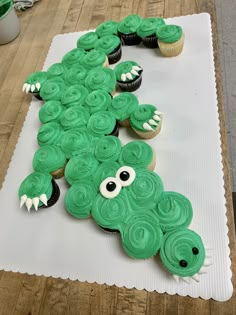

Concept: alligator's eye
[[179, 260, 188, 268], [116, 166, 136, 187], [192, 247, 199, 255], [99, 177, 122, 199]]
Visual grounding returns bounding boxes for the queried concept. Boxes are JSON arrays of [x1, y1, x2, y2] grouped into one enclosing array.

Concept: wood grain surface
[[0, 0, 235, 314]]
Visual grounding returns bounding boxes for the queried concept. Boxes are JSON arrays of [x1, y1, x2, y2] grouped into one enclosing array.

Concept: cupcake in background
[[118, 14, 142, 45], [96, 20, 118, 37], [114, 61, 143, 92], [94, 35, 121, 65], [137, 17, 165, 48], [77, 31, 99, 51], [156, 24, 184, 57]]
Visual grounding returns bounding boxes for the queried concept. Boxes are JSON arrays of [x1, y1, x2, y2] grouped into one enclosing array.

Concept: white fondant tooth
[[173, 275, 179, 283], [26, 198, 33, 212], [126, 72, 133, 80], [26, 84, 31, 94], [153, 115, 161, 121], [40, 194, 48, 206], [32, 197, 40, 211], [182, 277, 190, 284], [203, 258, 213, 267], [121, 74, 126, 82], [132, 66, 142, 71], [198, 267, 208, 275], [20, 194, 27, 208], [131, 69, 139, 76], [143, 122, 153, 131], [22, 83, 27, 92], [148, 119, 158, 126], [154, 110, 163, 115], [192, 274, 200, 282], [36, 82, 41, 90], [31, 84, 35, 92]]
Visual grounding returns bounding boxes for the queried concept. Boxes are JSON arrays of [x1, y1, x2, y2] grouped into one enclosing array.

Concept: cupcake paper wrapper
[[142, 35, 159, 48], [117, 74, 142, 92], [158, 33, 185, 57], [41, 179, 60, 208], [107, 44, 122, 65], [118, 32, 142, 46]]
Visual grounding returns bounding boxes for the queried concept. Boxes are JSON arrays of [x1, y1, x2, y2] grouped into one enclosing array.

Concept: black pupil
[[120, 171, 130, 181], [106, 181, 116, 192], [179, 260, 188, 268], [192, 247, 199, 255]]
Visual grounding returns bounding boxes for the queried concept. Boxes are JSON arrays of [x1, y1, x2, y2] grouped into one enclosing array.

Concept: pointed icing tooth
[[132, 65, 142, 71], [198, 267, 208, 275], [40, 194, 48, 206], [192, 274, 200, 282], [121, 74, 126, 82], [20, 194, 27, 208], [203, 258, 213, 267], [126, 72, 133, 80], [154, 110, 163, 115], [143, 122, 153, 131], [26, 198, 33, 212], [32, 197, 40, 211], [26, 84, 31, 94], [36, 82, 41, 90], [31, 84, 35, 92], [131, 69, 139, 76], [22, 83, 27, 92], [173, 275, 179, 283], [153, 115, 161, 121], [182, 277, 190, 284], [149, 119, 158, 126]]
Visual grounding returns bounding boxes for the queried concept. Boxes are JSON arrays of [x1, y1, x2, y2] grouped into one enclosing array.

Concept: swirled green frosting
[[156, 25, 182, 43], [114, 61, 141, 81], [59, 107, 90, 130], [47, 62, 68, 78], [153, 192, 193, 232], [85, 67, 116, 93], [62, 48, 86, 66], [130, 104, 159, 131], [64, 64, 88, 86], [94, 35, 120, 55], [85, 90, 112, 114], [119, 140, 153, 168], [160, 228, 205, 277], [38, 100, 65, 124], [65, 181, 97, 218], [87, 111, 116, 136], [39, 77, 65, 101], [61, 84, 89, 107], [118, 14, 142, 34], [127, 169, 163, 211], [109, 92, 138, 121], [61, 128, 96, 159], [121, 213, 163, 259], [37, 122, 64, 146], [25, 71, 48, 92], [93, 160, 120, 189], [32, 145, 67, 173], [65, 152, 100, 185], [18, 171, 53, 202], [94, 136, 122, 162], [80, 49, 107, 69], [96, 20, 118, 37], [137, 17, 165, 38], [77, 32, 98, 50], [92, 189, 130, 229]]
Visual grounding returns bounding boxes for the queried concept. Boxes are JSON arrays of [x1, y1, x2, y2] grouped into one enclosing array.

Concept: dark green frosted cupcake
[[85, 67, 116, 94], [61, 84, 89, 108], [64, 64, 88, 86], [23, 71, 48, 100], [94, 35, 121, 64], [59, 107, 90, 131], [80, 49, 109, 69], [37, 122, 64, 146], [47, 62, 68, 78], [118, 14, 142, 45], [39, 77, 65, 101], [62, 48, 86, 67], [96, 20, 118, 37], [77, 31, 98, 51], [156, 25, 184, 57], [39, 100, 65, 124], [114, 61, 143, 92], [87, 111, 119, 137], [137, 17, 165, 48], [85, 90, 112, 114]]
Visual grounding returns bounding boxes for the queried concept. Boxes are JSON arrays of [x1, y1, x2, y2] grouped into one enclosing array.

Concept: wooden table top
[[0, 0, 235, 313]]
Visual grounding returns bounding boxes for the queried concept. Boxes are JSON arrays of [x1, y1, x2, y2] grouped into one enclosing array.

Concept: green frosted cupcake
[[118, 14, 142, 45], [64, 64, 88, 86], [77, 31, 98, 51], [18, 171, 60, 211], [84, 90, 112, 114], [61, 84, 89, 107], [108, 92, 139, 126], [129, 104, 163, 139], [39, 77, 65, 101], [156, 24, 184, 57], [23, 71, 48, 100], [47, 62, 68, 78], [59, 107, 90, 131], [39, 100, 65, 124], [94, 35, 121, 64], [85, 67, 116, 94], [137, 17, 165, 48], [114, 61, 143, 92], [37, 122, 64, 146], [62, 48, 86, 67], [87, 111, 119, 137], [94, 136, 122, 162], [32, 145, 67, 179], [80, 49, 109, 69], [96, 20, 118, 37]]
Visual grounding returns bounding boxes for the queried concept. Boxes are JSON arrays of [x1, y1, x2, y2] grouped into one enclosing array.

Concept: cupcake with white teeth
[[114, 61, 143, 92], [129, 104, 163, 139], [22, 71, 48, 100]]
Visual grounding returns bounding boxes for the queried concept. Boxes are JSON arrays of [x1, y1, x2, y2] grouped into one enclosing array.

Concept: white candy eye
[[99, 177, 122, 199], [116, 166, 136, 187]]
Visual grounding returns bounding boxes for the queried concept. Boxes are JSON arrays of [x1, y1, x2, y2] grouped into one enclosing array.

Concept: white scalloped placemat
[[0, 13, 233, 301]]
